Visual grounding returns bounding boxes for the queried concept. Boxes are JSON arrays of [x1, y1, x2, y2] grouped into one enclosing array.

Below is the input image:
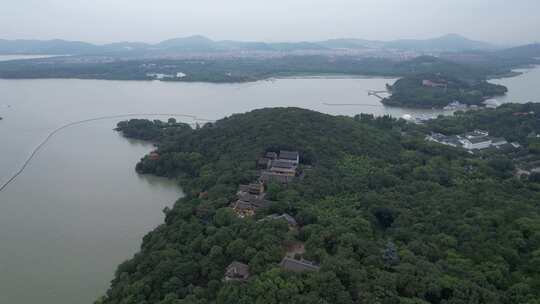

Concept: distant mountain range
[[495, 43, 540, 59], [0, 39, 99, 55], [382, 34, 496, 51], [318, 34, 498, 52], [0, 34, 502, 55]]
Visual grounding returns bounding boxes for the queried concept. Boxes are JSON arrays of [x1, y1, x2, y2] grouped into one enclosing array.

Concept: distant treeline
[[0, 54, 532, 83]]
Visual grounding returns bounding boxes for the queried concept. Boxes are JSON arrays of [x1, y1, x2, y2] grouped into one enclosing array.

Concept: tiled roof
[[259, 172, 294, 184], [467, 137, 491, 144], [265, 152, 278, 159], [280, 257, 320, 272], [271, 160, 296, 169], [267, 214, 298, 226], [279, 150, 299, 161]]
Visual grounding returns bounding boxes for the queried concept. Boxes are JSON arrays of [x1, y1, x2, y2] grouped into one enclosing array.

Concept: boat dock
[[367, 90, 388, 100]]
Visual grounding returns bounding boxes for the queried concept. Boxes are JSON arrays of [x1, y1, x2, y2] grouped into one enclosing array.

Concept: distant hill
[[495, 43, 540, 59], [0, 34, 501, 55], [101, 42, 152, 52], [157, 36, 328, 52], [382, 34, 496, 52], [157, 35, 222, 51], [0, 39, 99, 55], [316, 38, 381, 49]]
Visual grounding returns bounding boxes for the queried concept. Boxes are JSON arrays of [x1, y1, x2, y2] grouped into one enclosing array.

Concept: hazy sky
[[2, 0, 539, 45]]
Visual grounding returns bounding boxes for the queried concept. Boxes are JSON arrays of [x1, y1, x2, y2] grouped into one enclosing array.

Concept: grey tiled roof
[[259, 172, 294, 184], [265, 152, 278, 159], [271, 160, 296, 169], [280, 257, 320, 272], [267, 214, 298, 226], [279, 150, 299, 161], [467, 137, 491, 144]]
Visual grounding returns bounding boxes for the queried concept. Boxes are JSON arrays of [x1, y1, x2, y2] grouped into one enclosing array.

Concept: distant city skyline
[[1, 0, 539, 46]]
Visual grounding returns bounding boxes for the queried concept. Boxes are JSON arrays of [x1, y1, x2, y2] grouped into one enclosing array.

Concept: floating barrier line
[[0, 113, 214, 193]]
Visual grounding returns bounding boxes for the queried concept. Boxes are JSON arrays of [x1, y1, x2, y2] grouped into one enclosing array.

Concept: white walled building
[[460, 137, 492, 150]]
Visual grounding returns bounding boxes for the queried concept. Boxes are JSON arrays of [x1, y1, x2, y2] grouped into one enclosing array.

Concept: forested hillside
[[101, 108, 540, 304], [0, 55, 517, 83], [382, 73, 508, 108]]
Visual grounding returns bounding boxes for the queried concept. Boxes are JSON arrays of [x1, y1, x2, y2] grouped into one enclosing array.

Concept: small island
[[381, 73, 508, 109]]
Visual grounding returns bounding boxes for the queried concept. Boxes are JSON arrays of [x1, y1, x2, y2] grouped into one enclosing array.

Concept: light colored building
[[422, 79, 447, 88], [426, 133, 462, 148], [460, 137, 492, 150], [491, 137, 508, 147], [483, 99, 502, 109], [146, 73, 173, 80], [426, 130, 511, 151], [465, 130, 489, 138]]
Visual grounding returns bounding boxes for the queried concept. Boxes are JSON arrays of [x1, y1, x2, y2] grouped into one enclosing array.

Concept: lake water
[[490, 65, 540, 103], [0, 67, 539, 304], [0, 54, 63, 62]]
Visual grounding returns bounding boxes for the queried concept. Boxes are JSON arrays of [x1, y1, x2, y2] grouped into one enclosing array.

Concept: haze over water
[[0, 67, 539, 304]]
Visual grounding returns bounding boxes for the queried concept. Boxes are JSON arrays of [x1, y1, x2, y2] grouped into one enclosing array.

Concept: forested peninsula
[[100, 106, 540, 304], [380, 56, 512, 109], [382, 73, 508, 108], [0, 54, 528, 84]]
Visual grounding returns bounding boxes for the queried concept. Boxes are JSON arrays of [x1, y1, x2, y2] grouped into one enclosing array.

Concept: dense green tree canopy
[[102, 107, 540, 304], [382, 73, 507, 108], [0, 55, 523, 83]]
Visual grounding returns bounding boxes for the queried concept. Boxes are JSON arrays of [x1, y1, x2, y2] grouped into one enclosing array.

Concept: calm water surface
[[0, 54, 63, 61], [490, 66, 540, 103], [0, 67, 539, 304]]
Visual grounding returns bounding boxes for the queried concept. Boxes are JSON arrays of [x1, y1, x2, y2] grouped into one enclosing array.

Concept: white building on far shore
[[426, 129, 513, 151]]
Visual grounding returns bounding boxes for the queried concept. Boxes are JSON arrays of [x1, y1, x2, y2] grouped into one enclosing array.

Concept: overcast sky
[[2, 0, 539, 45]]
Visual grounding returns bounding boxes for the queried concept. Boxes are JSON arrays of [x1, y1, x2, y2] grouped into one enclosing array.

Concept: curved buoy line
[[0, 113, 215, 193]]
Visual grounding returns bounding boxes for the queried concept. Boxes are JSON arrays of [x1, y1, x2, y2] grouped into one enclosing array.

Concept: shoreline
[[0, 72, 398, 84], [488, 64, 540, 80], [1, 65, 532, 85]]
